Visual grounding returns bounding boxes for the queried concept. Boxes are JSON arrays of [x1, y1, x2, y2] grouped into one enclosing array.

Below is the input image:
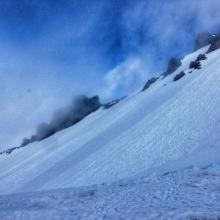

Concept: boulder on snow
[[189, 61, 201, 70], [189, 54, 207, 70], [173, 71, 185, 82], [196, 54, 207, 61]]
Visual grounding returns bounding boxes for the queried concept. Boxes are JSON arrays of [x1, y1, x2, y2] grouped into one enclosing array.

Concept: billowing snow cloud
[[102, 58, 147, 99]]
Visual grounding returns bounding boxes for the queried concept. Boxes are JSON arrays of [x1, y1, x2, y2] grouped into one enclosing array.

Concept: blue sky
[[1, 0, 220, 147]]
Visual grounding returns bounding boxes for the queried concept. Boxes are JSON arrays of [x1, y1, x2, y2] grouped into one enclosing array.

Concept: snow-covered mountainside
[[1, 45, 220, 197]]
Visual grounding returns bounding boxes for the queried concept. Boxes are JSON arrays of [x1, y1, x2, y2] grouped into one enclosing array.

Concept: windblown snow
[[0, 46, 220, 219]]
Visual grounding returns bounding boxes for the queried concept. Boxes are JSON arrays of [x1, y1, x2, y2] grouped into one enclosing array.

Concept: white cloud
[[101, 57, 147, 100]]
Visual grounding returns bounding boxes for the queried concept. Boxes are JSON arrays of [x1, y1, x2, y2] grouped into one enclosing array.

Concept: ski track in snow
[[0, 164, 220, 220]]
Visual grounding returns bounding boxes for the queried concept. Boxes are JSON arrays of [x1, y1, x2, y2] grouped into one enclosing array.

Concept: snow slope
[[0, 46, 220, 196], [0, 164, 220, 220]]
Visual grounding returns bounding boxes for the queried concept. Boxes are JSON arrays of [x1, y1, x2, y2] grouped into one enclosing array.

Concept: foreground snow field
[[0, 164, 220, 220]]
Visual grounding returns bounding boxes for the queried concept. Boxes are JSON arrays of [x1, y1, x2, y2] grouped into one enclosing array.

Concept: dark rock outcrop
[[173, 71, 185, 81], [0, 147, 20, 155], [21, 95, 102, 147], [194, 32, 215, 51], [207, 33, 220, 53], [194, 31, 220, 54], [103, 96, 126, 109], [189, 53, 207, 70], [196, 54, 207, 61], [167, 58, 182, 74], [142, 77, 158, 91], [103, 100, 120, 109], [162, 58, 182, 78], [189, 61, 201, 70]]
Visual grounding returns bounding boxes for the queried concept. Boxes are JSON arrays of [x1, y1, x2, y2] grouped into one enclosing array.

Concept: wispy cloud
[[101, 58, 146, 99]]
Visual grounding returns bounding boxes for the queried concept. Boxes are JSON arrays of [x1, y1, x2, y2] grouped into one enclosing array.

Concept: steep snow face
[[0, 46, 220, 194]]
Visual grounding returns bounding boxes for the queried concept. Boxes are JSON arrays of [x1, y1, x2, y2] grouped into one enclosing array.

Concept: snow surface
[[0, 164, 220, 220], [1, 46, 220, 195], [1, 45, 220, 219]]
